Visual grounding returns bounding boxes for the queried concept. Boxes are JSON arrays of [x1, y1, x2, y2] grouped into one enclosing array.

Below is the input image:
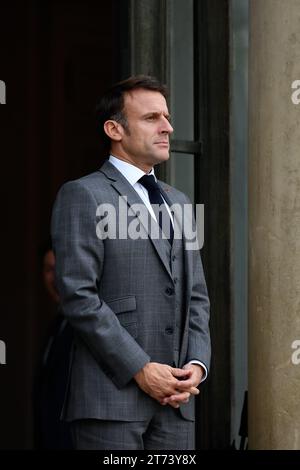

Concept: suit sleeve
[[186, 250, 211, 372], [184, 196, 211, 373], [51, 181, 150, 389]]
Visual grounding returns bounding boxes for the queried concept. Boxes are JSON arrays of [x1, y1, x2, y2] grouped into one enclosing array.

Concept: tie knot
[[138, 174, 160, 193]]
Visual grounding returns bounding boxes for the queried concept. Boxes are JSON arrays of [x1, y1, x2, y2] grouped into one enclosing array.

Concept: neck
[[110, 153, 154, 173]]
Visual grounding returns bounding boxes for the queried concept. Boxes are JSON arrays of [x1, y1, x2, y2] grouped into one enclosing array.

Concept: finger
[[177, 397, 190, 404], [170, 392, 190, 403], [175, 378, 196, 391], [163, 391, 190, 404], [171, 368, 193, 378], [174, 387, 198, 396], [158, 399, 167, 406]]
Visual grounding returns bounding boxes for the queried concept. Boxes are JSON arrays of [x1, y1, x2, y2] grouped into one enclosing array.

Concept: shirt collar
[[109, 155, 156, 186]]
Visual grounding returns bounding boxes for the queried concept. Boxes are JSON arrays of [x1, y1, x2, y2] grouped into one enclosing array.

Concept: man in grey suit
[[51, 75, 210, 450]]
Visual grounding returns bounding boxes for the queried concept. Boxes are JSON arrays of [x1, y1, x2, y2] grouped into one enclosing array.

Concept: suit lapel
[[99, 161, 173, 280]]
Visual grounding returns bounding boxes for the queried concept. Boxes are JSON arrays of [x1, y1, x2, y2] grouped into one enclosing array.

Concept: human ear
[[103, 120, 123, 142]]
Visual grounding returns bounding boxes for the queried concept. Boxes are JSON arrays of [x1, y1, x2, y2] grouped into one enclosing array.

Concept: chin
[[155, 151, 170, 163]]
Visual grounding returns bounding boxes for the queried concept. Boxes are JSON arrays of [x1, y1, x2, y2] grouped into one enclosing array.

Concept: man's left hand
[[161, 364, 204, 407]]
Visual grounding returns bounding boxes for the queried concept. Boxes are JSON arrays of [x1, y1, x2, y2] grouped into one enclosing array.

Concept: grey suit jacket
[[51, 160, 211, 422]]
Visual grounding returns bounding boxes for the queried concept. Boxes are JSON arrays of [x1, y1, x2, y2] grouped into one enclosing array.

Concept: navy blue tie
[[139, 174, 174, 245]]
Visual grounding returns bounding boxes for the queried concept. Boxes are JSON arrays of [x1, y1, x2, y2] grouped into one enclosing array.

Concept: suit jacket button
[[165, 287, 174, 296], [165, 327, 174, 335]]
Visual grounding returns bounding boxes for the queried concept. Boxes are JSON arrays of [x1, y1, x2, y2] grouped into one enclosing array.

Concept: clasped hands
[[134, 362, 203, 409]]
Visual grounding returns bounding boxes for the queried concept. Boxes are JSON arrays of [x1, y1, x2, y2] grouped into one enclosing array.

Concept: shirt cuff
[[186, 360, 208, 383]]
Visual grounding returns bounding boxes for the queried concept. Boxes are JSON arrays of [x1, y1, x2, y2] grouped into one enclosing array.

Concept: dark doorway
[[0, 0, 119, 449]]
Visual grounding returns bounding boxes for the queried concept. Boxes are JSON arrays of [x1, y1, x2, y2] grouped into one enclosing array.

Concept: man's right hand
[[133, 362, 199, 408]]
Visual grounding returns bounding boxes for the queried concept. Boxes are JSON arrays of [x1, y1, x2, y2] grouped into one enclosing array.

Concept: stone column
[[129, 0, 168, 81], [129, 0, 168, 182], [249, 0, 300, 449]]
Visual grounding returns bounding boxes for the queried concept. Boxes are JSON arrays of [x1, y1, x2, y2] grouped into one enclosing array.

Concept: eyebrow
[[142, 111, 171, 120]]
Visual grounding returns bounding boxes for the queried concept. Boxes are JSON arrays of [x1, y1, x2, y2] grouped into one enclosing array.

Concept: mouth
[[155, 141, 169, 147]]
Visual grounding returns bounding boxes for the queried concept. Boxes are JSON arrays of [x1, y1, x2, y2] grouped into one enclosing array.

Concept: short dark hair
[[95, 75, 168, 154]]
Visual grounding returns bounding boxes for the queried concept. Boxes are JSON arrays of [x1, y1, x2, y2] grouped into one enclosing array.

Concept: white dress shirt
[[109, 155, 173, 224], [109, 155, 207, 382]]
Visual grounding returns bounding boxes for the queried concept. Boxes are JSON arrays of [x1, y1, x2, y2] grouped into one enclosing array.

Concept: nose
[[161, 117, 174, 134]]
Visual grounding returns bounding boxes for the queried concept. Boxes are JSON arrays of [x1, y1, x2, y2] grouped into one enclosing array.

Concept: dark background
[[0, 0, 123, 449]]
